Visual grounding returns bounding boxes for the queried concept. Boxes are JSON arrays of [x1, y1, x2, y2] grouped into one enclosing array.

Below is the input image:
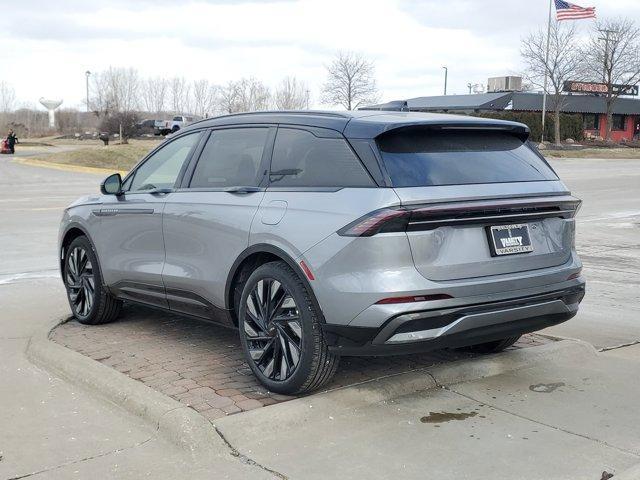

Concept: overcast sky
[[2, 0, 640, 110]]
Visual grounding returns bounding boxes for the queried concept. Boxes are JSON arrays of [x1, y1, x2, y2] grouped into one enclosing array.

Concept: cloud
[[2, 0, 639, 108]]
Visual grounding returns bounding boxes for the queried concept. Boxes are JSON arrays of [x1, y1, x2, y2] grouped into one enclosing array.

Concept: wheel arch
[[60, 223, 102, 280], [225, 244, 324, 326]]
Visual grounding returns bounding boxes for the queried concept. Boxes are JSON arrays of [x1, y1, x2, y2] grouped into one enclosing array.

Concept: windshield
[[377, 127, 558, 187]]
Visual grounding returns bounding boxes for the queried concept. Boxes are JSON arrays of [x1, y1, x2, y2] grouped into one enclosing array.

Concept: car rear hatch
[[373, 123, 580, 281]]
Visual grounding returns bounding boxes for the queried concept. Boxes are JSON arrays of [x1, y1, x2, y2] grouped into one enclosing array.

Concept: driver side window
[[128, 132, 201, 192]]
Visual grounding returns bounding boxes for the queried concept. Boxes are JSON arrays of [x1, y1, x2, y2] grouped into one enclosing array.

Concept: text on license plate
[[488, 223, 534, 256]]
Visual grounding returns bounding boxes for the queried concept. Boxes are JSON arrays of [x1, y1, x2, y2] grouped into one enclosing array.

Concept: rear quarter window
[[377, 127, 558, 187], [269, 128, 374, 188]]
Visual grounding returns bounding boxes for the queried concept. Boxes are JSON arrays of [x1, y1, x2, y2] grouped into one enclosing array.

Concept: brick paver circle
[[51, 305, 550, 421]]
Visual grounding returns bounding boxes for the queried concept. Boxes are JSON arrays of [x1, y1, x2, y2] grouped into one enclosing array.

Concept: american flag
[[554, 0, 596, 21]]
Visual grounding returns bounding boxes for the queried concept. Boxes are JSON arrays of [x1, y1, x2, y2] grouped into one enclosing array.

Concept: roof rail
[[188, 110, 351, 127]]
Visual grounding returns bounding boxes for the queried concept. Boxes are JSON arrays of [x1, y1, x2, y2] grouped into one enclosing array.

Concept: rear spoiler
[[344, 117, 530, 141]]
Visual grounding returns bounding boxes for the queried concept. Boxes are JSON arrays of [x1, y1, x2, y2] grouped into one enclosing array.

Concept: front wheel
[[238, 261, 339, 395], [63, 236, 122, 325]]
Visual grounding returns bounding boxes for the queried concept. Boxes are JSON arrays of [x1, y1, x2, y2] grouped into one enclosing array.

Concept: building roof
[[182, 109, 527, 139], [364, 92, 640, 115], [511, 92, 640, 115], [363, 93, 513, 112]]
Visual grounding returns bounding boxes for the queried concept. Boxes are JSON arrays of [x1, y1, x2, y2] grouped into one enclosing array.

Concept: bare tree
[[583, 18, 640, 141], [321, 51, 379, 110], [169, 77, 191, 114], [191, 79, 217, 117], [141, 77, 168, 115], [521, 23, 583, 144], [235, 77, 271, 112], [90, 67, 140, 115], [274, 76, 310, 110], [217, 78, 271, 113], [218, 81, 240, 114], [0, 81, 16, 112]]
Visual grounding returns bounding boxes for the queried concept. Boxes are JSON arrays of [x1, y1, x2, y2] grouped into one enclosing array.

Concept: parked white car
[[154, 115, 198, 136]]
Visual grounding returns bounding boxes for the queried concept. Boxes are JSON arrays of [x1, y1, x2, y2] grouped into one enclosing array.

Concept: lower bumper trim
[[323, 283, 584, 356]]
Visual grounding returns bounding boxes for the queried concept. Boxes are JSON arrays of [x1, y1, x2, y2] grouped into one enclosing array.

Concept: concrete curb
[[27, 318, 598, 466], [14, 157, 127, 176], [214, 339, 597, 436], [25, 317, 224, 460]]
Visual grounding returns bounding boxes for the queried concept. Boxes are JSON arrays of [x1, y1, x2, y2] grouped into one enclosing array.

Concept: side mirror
[[100, 173, 123, 195]]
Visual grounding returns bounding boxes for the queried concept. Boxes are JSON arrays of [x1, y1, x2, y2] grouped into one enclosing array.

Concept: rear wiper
[[223, 186, 261, 194]]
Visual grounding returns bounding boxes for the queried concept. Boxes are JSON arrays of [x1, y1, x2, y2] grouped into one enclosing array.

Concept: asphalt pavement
[[1, 154, 639, 479], [1, 154, 638, 348]]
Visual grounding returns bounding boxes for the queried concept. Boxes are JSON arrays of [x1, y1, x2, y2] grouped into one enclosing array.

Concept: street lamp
[[442, 66, 448, 95], [85, 70, 91, 112]]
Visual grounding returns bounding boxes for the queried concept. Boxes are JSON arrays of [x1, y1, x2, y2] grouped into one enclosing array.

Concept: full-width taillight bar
[[337, 196, 582, 237]]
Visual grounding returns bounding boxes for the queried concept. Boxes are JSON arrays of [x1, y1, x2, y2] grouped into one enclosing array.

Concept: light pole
[[85, 70, 91, 112], [442, 66, 448, 95]]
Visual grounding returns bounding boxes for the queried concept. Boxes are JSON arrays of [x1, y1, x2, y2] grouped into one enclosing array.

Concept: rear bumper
[[322, 281, 585, 356]]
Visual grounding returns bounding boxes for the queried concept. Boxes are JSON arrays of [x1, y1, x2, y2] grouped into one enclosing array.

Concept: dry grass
[[544, 148, 640, 159], [28, 140, 158, 171]]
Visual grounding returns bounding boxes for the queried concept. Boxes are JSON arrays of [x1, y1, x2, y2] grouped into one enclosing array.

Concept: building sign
[[563, 81, 639, 96]]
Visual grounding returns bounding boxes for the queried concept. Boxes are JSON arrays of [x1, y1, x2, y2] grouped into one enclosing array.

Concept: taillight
[[337, 196, 582, 237], [375, 294, 452, 305], [337, 208, 410, 237]]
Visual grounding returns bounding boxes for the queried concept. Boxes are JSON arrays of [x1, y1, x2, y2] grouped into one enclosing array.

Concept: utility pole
[[541, 0, 553, 144], [467, 83, 473, 94], [85, 70, 91, 112], [598, 29, 615, 83], [442, 66, 448, 95]]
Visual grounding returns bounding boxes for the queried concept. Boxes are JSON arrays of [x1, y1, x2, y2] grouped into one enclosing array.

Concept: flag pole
[[541, 0, 553, 144]]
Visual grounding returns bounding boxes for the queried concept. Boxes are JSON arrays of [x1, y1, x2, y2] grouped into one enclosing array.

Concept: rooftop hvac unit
[[487, 76, 523, 93]]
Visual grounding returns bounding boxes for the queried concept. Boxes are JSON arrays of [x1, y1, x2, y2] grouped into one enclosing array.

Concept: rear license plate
[[487, 224, 534, 256]]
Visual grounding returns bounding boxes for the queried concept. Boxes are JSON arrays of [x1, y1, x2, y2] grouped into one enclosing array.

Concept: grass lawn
[[544, 147, 640, 159], [27, 140, 158, 171], [22, 137, 640, 173]]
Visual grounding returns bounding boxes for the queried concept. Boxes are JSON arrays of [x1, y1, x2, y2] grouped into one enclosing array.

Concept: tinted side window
[[129, 132, 200, 192], [269, 128, 373, 187], [190, 128, 269, 188]]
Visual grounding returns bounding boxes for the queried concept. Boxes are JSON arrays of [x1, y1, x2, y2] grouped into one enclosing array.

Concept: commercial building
[[366, 78, 640, 142]]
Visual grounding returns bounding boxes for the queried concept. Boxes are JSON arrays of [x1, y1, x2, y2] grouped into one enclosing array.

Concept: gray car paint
[[59, 111, 584, 346]]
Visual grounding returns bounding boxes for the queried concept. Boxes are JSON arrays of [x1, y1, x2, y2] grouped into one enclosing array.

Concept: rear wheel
[[63, 236, 122, 325], [461, 335, 521, 354], [238, 261, 339, 395]]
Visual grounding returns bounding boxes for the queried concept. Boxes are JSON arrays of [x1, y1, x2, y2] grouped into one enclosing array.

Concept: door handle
[[223, 186, 261, 194], [148, 188, 173, 195]]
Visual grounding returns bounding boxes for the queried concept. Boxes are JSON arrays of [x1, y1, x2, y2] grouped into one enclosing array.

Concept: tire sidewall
[[64, 236, 104, 323], [238, 262, 318, 394]]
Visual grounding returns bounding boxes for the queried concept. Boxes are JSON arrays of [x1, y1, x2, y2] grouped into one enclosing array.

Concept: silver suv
[[59, 111, 585, 394]]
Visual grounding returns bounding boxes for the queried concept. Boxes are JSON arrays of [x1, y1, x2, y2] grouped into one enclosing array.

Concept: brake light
[[375, 294, 452, 305], [337, 208, 410, 237]]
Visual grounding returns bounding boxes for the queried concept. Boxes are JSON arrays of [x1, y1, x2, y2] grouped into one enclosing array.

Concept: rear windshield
[[377, 127, 558, 187]]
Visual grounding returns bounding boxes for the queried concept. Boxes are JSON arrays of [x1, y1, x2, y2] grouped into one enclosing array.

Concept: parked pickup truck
[[154, 115, 199, 136]]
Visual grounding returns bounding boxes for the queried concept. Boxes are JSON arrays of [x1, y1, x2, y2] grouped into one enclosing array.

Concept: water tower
[[39, 98, 63, 128]]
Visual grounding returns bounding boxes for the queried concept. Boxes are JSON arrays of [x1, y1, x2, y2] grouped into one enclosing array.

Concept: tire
[[238, 261, 339, 395], [461, 335, 521, 354], [171, 125, 180, 133], [63, 236, 122, 325]]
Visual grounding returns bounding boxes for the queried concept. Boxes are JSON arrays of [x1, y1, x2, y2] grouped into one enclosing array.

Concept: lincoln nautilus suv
[[59, 110, 585, 394]]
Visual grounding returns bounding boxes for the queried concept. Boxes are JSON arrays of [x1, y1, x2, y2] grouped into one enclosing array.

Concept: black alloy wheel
[[243, 277, 303, 381], [238, 261, 339, 395], [63, 236, 122, 325], [66, 245, 95, 317]]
